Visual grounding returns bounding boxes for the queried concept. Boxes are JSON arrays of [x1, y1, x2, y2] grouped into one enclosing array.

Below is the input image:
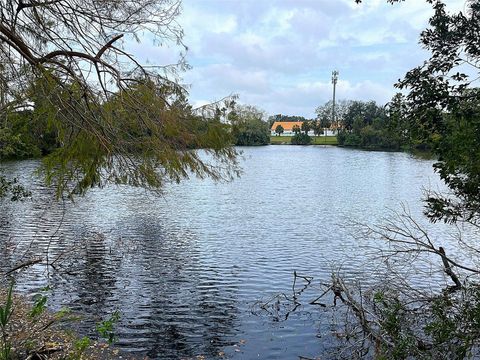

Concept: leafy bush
[[96, 311, 121, 344], [233, 120, 270, 145], [337, 127, 403, 150], [291, 133, 312, 145], [0, 127, 41, 160], [231, 107, 270, 146], [337, 130, 347, 145]]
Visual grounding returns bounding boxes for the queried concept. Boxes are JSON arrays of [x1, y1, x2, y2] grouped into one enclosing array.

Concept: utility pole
[[331, 70, 339, 135]]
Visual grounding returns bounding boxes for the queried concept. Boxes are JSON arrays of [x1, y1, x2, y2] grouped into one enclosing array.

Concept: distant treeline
[[1, 89, 434, 158], [268, 114, 310, 123], [336, 97, 409, 151], [316, 96, 423, 151]]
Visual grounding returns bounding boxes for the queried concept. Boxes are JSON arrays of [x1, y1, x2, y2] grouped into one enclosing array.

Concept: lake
[[0, 146, 450, 359]]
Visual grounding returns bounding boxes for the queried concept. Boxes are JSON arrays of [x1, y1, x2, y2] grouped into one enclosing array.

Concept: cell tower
[[331, 70, 339, 133]]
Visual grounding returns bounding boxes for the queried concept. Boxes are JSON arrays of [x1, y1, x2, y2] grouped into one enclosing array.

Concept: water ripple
[[0, 147, 452, 359]]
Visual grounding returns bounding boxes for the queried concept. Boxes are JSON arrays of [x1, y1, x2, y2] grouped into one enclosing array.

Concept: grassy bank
[[0, 286, 123, 360], [270, 135, 338, 145]]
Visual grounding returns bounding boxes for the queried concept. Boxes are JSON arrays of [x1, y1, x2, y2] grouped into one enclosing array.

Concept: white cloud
[[139, 0, 469, 118]]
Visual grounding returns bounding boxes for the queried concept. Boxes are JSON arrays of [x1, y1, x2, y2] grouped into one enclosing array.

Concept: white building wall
[[271, 129, 336, 136]]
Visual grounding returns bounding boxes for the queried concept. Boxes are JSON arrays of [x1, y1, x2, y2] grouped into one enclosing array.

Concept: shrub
[[291, 133, 312, 145]]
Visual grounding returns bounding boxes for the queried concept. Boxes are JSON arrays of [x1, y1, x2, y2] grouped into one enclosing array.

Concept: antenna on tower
[[331, 70, 339, 135]]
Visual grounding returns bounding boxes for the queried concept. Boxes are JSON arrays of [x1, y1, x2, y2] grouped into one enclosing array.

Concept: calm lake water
[[0, 146, 451, 359]]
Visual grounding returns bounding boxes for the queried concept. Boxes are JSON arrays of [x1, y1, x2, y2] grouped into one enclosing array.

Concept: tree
[[301, 120, 311, 135], [312, 121, 323, 137], [385, 93, 410, 149], [319, 116, 331, 135], [343, 101, 366, 131], [229, 104, 269, 146], [334, 99, 403, 150], [353, 0, 480, 223], [353, 0, 480, 218], [315, 100, 351, 132], [292, 124, 301, 135], [324, 1, 480, 358], [270, 114, 307, 122], [290, 133, 311, 145], [338, 100, 385, 131], [391, 0, 480, 225], [275, 124, 284, 136], [0, 0, 239, 196], [289, 122, 311, 145]]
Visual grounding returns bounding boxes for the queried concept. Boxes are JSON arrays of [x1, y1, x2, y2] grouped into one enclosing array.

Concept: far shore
[[270, 135, 338, 145]]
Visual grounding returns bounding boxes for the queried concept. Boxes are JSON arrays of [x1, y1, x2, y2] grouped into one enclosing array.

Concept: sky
[[132, 0, 467, 118]]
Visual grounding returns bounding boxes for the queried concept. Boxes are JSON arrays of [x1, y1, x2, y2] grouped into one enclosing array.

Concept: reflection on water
[[0, 146, 448, 359]]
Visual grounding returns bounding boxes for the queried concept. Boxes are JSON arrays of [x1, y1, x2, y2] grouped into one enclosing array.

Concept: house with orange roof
[[270, 121, 305, 135], [271, 120, 338, 136]]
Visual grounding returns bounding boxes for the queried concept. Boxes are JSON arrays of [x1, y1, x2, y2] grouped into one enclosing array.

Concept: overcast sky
[[135, 0, 466, 118]]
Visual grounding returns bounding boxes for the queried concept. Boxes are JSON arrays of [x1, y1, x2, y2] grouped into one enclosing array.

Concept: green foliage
[[301, 120, 311, 135], [270, 135, 337, 145], [385, 93, 410, 149], [337, 130, 360, 147], [424, 96, 480, 224], [337, 127, 400, 150], [0, 342, 10, 360], [66, 336, 94, 360], [291, 133, 311, 145], [27, 76, 239, 197], [0, 282, 14, 360], [96, 311, 120, 345], [29, 294, 48, 320], [0, 0, 239, 200], [315, 100, 351, 126], [269, 114, 307, 122], [311, 121, 323, 137], [392, 0, 480, 224], [292, 124, 301, 135], [0, 104, 60, 160], [275, 124, 284, 136], [319, 117, 330, 130], [69, 336, 91, 360], [373, 292, 419, 359], [74, 336, 91, 352], [334, 98, 411, 150], [230, 105, 270, 146], [1, 73, 239, 198], [358, 286, 480, 359], [377, 285, 480, 360], [0, 176, 31, 201], [0, 283, 14, 328], [0, 126, 40, 160]]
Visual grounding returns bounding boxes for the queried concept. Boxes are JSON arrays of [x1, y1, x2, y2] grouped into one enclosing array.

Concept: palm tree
[[301, 121, 311, 135], [275, 124, 284, 136]]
